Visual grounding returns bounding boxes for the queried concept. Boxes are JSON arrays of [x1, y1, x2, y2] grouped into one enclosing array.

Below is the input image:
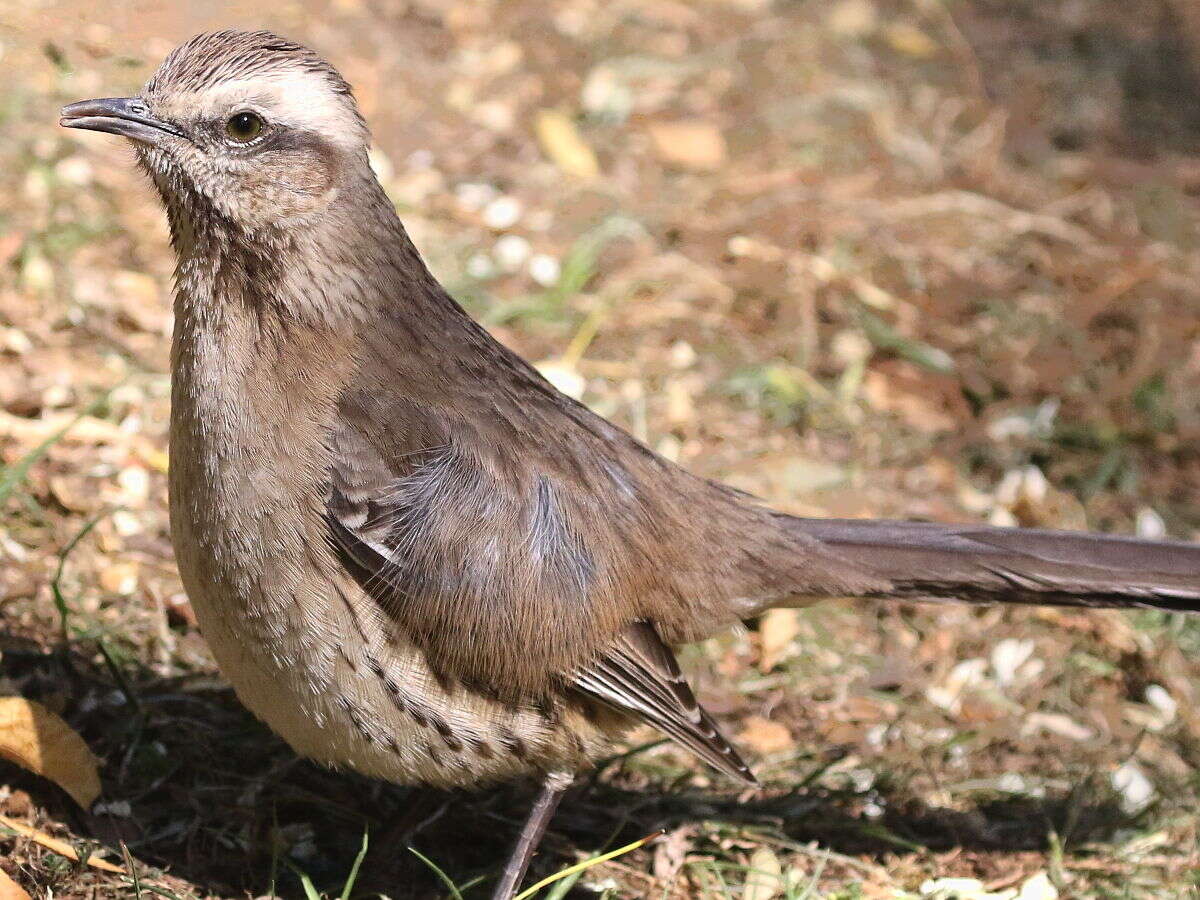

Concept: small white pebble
[[0, 327, 33, 355], [988, 506, 1019, 528], [493, 234, 531, 272], [21, 254, 54, 295], [668, 340, 697, 369], [987, 413, 1033, 442], [0, 534, 28, 562], [117, 466, 151, 502], [995, 774, 1044, 799], [465, 252, 496, 280], [482, 195, 522, 229], [1136, 507, 1166, 539], [1145, 684, 1177, 723], [1022, 711, 1094, 742], [991, 638, 1036, 687], [848, 768, 875, 792], [42, 383, 73, 408], [455, 181, 498, 211], [23, 169, 50, 204], [581, 65, 632, 120], [554, 7, 589, 36], [1112, 760, 1155, 814], [528, 253, 561, 287], [111, 510, 143, 537], [55, 156, 93, 186], [1016, 872, 1058, 900], [919, 877, 987, 898], [407, 148, 435, 169], [831, 328, 872, 367], [472, 100, 515, 132]]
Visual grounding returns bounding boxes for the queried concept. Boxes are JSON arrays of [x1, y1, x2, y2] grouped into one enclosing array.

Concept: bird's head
[[61, 30, 370, 234]]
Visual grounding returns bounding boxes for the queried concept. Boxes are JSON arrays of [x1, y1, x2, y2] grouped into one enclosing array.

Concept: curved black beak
[[60, 97, 184, 146]]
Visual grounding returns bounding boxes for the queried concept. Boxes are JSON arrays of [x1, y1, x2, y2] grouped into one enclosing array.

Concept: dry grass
[[2, 0, 1200, 897]]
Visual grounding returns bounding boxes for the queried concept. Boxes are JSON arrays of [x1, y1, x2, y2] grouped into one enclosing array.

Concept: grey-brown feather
[[147, 30, 359, 104], [785, 518, 1200, 608], [571, 622, 756, 784]]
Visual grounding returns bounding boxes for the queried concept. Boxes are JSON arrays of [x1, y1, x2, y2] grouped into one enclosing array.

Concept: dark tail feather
[[783, 517, 1200, 612]]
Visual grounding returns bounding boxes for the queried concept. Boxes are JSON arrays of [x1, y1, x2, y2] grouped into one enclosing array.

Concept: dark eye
[[225, 111, 264, 143]]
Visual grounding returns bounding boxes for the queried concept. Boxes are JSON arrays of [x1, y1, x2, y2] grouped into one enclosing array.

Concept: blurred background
[[2, 0, 1200, 897]]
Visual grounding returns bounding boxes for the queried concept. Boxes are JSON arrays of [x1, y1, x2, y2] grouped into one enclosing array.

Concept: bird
[[60, 29, 1200, 899]]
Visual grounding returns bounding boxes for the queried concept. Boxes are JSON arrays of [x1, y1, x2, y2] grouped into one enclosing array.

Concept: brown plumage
[[60, 30, 1200, 899]]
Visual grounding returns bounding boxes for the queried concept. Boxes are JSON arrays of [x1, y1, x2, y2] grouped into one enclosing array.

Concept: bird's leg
[[490, 770, 574, 900]]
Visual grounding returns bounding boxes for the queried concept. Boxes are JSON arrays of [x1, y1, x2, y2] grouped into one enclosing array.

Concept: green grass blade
[[408, 847, 464, 900], [285, 862, 322, 900], [50, 508, 112, 640], [339, 827, 369, 900], [542, 869, 584, 900], [513, 830, 662, 900]]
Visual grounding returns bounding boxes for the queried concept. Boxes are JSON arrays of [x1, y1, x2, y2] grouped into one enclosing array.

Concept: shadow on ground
[[0, 633, 1140, 899]]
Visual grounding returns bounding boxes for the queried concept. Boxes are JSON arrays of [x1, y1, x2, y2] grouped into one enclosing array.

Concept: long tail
[[783, 517, 1200, 612]]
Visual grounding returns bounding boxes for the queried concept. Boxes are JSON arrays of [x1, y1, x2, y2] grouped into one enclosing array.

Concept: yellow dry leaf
[[0, 815, 123, 873], [535, 109, 600, 179], [743, 846, 784, 900], [827, 0, 877, 38], [647, 120, 727, 171], [758, 608, 801, 672], [99, 562, 140, 596], [137, 444, 170, 473], [0, 698, 101, 807], [861, 370, 955, 433], [737, 716, 794, 755], [0, 867, 30, 900], [883, 22, 939, 58]]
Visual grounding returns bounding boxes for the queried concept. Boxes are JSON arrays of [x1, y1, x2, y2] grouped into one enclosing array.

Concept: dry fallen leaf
[[0, 815, 124, 874], [651, 824, 695, 882], [647, 120, 727, 170], [737, 716, 794, 755], [861, 370, 955, 433], [827, 0, 877, 38], [883, 22, 939, 58], [0, 867, 31, 900], [0, 232, 24, 269], [99, 562, 140, 596], [111, 270, 168, 334], [743, 846, 784, 900], [0, 698, 101, 808], [758, 608, 801, 672], [534, 109, 600, 179]]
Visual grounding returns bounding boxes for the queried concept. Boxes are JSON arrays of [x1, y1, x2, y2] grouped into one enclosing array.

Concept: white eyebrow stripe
[[156, 73, 367, 151]]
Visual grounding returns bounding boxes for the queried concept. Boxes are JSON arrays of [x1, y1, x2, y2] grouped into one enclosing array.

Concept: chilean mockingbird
[[62, 29, 1200, 899]]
